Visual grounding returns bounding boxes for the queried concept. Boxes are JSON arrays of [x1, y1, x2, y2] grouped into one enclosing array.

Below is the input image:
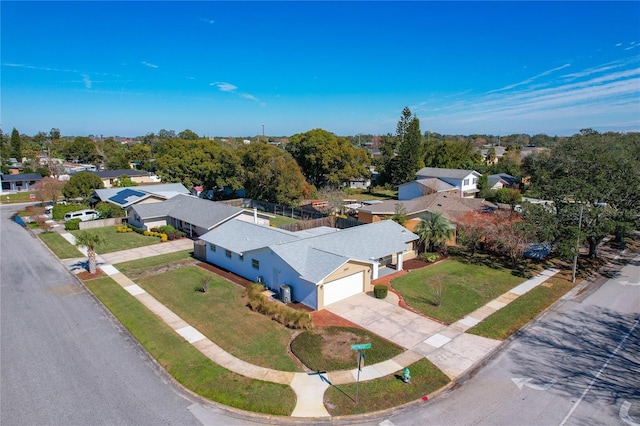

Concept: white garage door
[[323, 271, 364, 307]]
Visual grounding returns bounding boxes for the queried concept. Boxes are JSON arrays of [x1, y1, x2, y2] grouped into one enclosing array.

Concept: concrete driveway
[[326, 292, 447, 349]]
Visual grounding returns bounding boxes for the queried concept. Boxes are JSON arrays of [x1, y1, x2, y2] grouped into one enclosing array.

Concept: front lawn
[[467, 276, 575, 340], [39, 232, 82, 258], [392, 259, 524, 324], [291, 326, 404, 371], [71, 225, 159, 254], [113, 249, 194, 277], [324, 358, 449, 416], [84, 276, 295, 415], [135, 266, 302, 372]]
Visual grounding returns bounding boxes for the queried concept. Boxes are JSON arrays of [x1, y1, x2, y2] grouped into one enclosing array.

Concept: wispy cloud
[[419, 57, 640, 134], [142, 61, 158, 69], [488, 64, 571, 93], [199, 18, 215, 24], [81, 74, 92, 89], [210, 82, 237, 92]]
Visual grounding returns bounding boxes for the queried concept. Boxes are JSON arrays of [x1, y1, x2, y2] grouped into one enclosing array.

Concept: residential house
[[357, 190, 495, 244], [407, 167, 482, 198], [90, 169, 160, 188], [488, 173, 520, 190], [199, 219, 418, 310], [128, 194, 270, 237], [397, 178, 458, 200], [91, 183, 191, 211], [0, 173, 43, 192]]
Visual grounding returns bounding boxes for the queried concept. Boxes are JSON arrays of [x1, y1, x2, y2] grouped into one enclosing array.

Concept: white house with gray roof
[[199, 220, 418, 310], [401, 167, 481, 199], [128, 194, 269, 237]]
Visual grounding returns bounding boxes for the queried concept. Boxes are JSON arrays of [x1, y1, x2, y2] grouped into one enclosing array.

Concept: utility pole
[[571, 203, 584, 283], [262, 124, 265, 142]]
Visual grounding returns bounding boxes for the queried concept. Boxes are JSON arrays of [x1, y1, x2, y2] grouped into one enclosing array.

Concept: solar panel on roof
[[108, 188, 146, 205]]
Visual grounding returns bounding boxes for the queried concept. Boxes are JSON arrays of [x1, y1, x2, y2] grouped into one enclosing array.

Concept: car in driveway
[[64, 209, 99, 222]]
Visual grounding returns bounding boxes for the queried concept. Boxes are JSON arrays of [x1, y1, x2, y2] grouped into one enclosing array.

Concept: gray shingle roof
[[132, 194, 243, 230], [0, 173, 43, 182], [94, 183, 189, 207], [201, 219, 418, 283], [359, 191, 494, 222]]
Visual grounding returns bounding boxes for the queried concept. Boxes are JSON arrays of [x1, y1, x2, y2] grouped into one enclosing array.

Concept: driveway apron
[[326, 293, 446, 349]]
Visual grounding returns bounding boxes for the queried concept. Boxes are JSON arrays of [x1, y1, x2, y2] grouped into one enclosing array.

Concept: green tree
[[378, 107, 423, 186], [62, 172, 104, 199], [524, 131, 640, 258], [391, 203, 407, 226], [113, 175, 138, 187], [286, 128, 370, 188], [49, 128, 61, 140], [10, 128, 21, 160], [75, 231, 105, 274], [61, 137, 99, 163], [240, 142, 308, 205], [177, 129, 199, 140], [414, 213, 454, 253]]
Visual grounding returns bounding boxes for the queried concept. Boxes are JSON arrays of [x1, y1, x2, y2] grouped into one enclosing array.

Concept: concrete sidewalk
[[61, 228, 560, 418]]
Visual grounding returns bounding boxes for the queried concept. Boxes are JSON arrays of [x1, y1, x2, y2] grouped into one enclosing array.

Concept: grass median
[[84, 276, 296, 415], [39, 231, 82, 258], [466, 276, 575, 340]]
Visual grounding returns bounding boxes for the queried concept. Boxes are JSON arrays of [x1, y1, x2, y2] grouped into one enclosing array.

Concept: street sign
[[350, 343, 371, 350]]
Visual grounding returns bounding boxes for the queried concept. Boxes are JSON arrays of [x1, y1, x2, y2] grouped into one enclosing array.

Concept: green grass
[[268, 214, 300, 227], [1, 192, 35, 204], [71, 225, 159, 254], [39, 232, 82, 258], [84, 276, 295, 415], [324, 358, 449, 416], [113, 249, 194, 276], [467, 277, 575, 340], [135, 266, 302, 372], [392, 259, 524, 324], [291, 326, 404, 371]]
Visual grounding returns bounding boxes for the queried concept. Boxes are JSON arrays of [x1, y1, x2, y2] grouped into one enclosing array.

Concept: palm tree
[[414, 212, 454, 254], [75, 231, 105, 274]]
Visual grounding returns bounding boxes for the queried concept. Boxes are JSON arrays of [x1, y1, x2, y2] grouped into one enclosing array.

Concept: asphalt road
[[375, 252, 640, 426], [0, 204, 257, 425]]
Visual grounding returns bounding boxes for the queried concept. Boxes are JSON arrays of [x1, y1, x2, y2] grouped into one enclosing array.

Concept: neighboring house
[[199, 219, 418, 310], [410, 167, 482, 198], [91, 183, 191, 211], [488, 173, 520, 190], [357, 190, 495, 244], [479, 145, 507, 165], [398, 178, 457, 200], [62, 163, 97, 174], [128, 194, 270, 237], [0, 173, 43, 192], [344, 177, 371, 190], [90, 169, 160, 188]]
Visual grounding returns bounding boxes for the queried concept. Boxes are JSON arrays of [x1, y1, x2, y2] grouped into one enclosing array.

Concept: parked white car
[[64, 209, 99, 222]]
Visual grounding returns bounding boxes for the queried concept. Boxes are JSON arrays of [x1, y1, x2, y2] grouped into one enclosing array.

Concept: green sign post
[[351, 343, 371, 403]]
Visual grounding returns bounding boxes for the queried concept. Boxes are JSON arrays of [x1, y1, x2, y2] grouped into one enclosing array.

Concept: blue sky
[[2, 1, 639, 138]]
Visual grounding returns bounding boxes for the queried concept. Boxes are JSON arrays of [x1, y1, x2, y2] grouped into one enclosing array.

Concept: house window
[[239, 253, 244, 261], [464, 178, 470, 186], [252, 259, 260, 269], [225, 249, 232, 258], [473, 178, 478, 184], [209, 243, 216, 252]]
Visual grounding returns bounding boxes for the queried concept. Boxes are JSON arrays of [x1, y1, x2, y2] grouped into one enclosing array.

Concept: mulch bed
[[76, 270, 106, 281]]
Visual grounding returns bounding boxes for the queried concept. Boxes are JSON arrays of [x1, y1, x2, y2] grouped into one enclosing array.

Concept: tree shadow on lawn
[[449, 249, 541, 279]]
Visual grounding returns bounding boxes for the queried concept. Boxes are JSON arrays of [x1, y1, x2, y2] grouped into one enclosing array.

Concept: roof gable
[[415, 167, 480, 180]]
